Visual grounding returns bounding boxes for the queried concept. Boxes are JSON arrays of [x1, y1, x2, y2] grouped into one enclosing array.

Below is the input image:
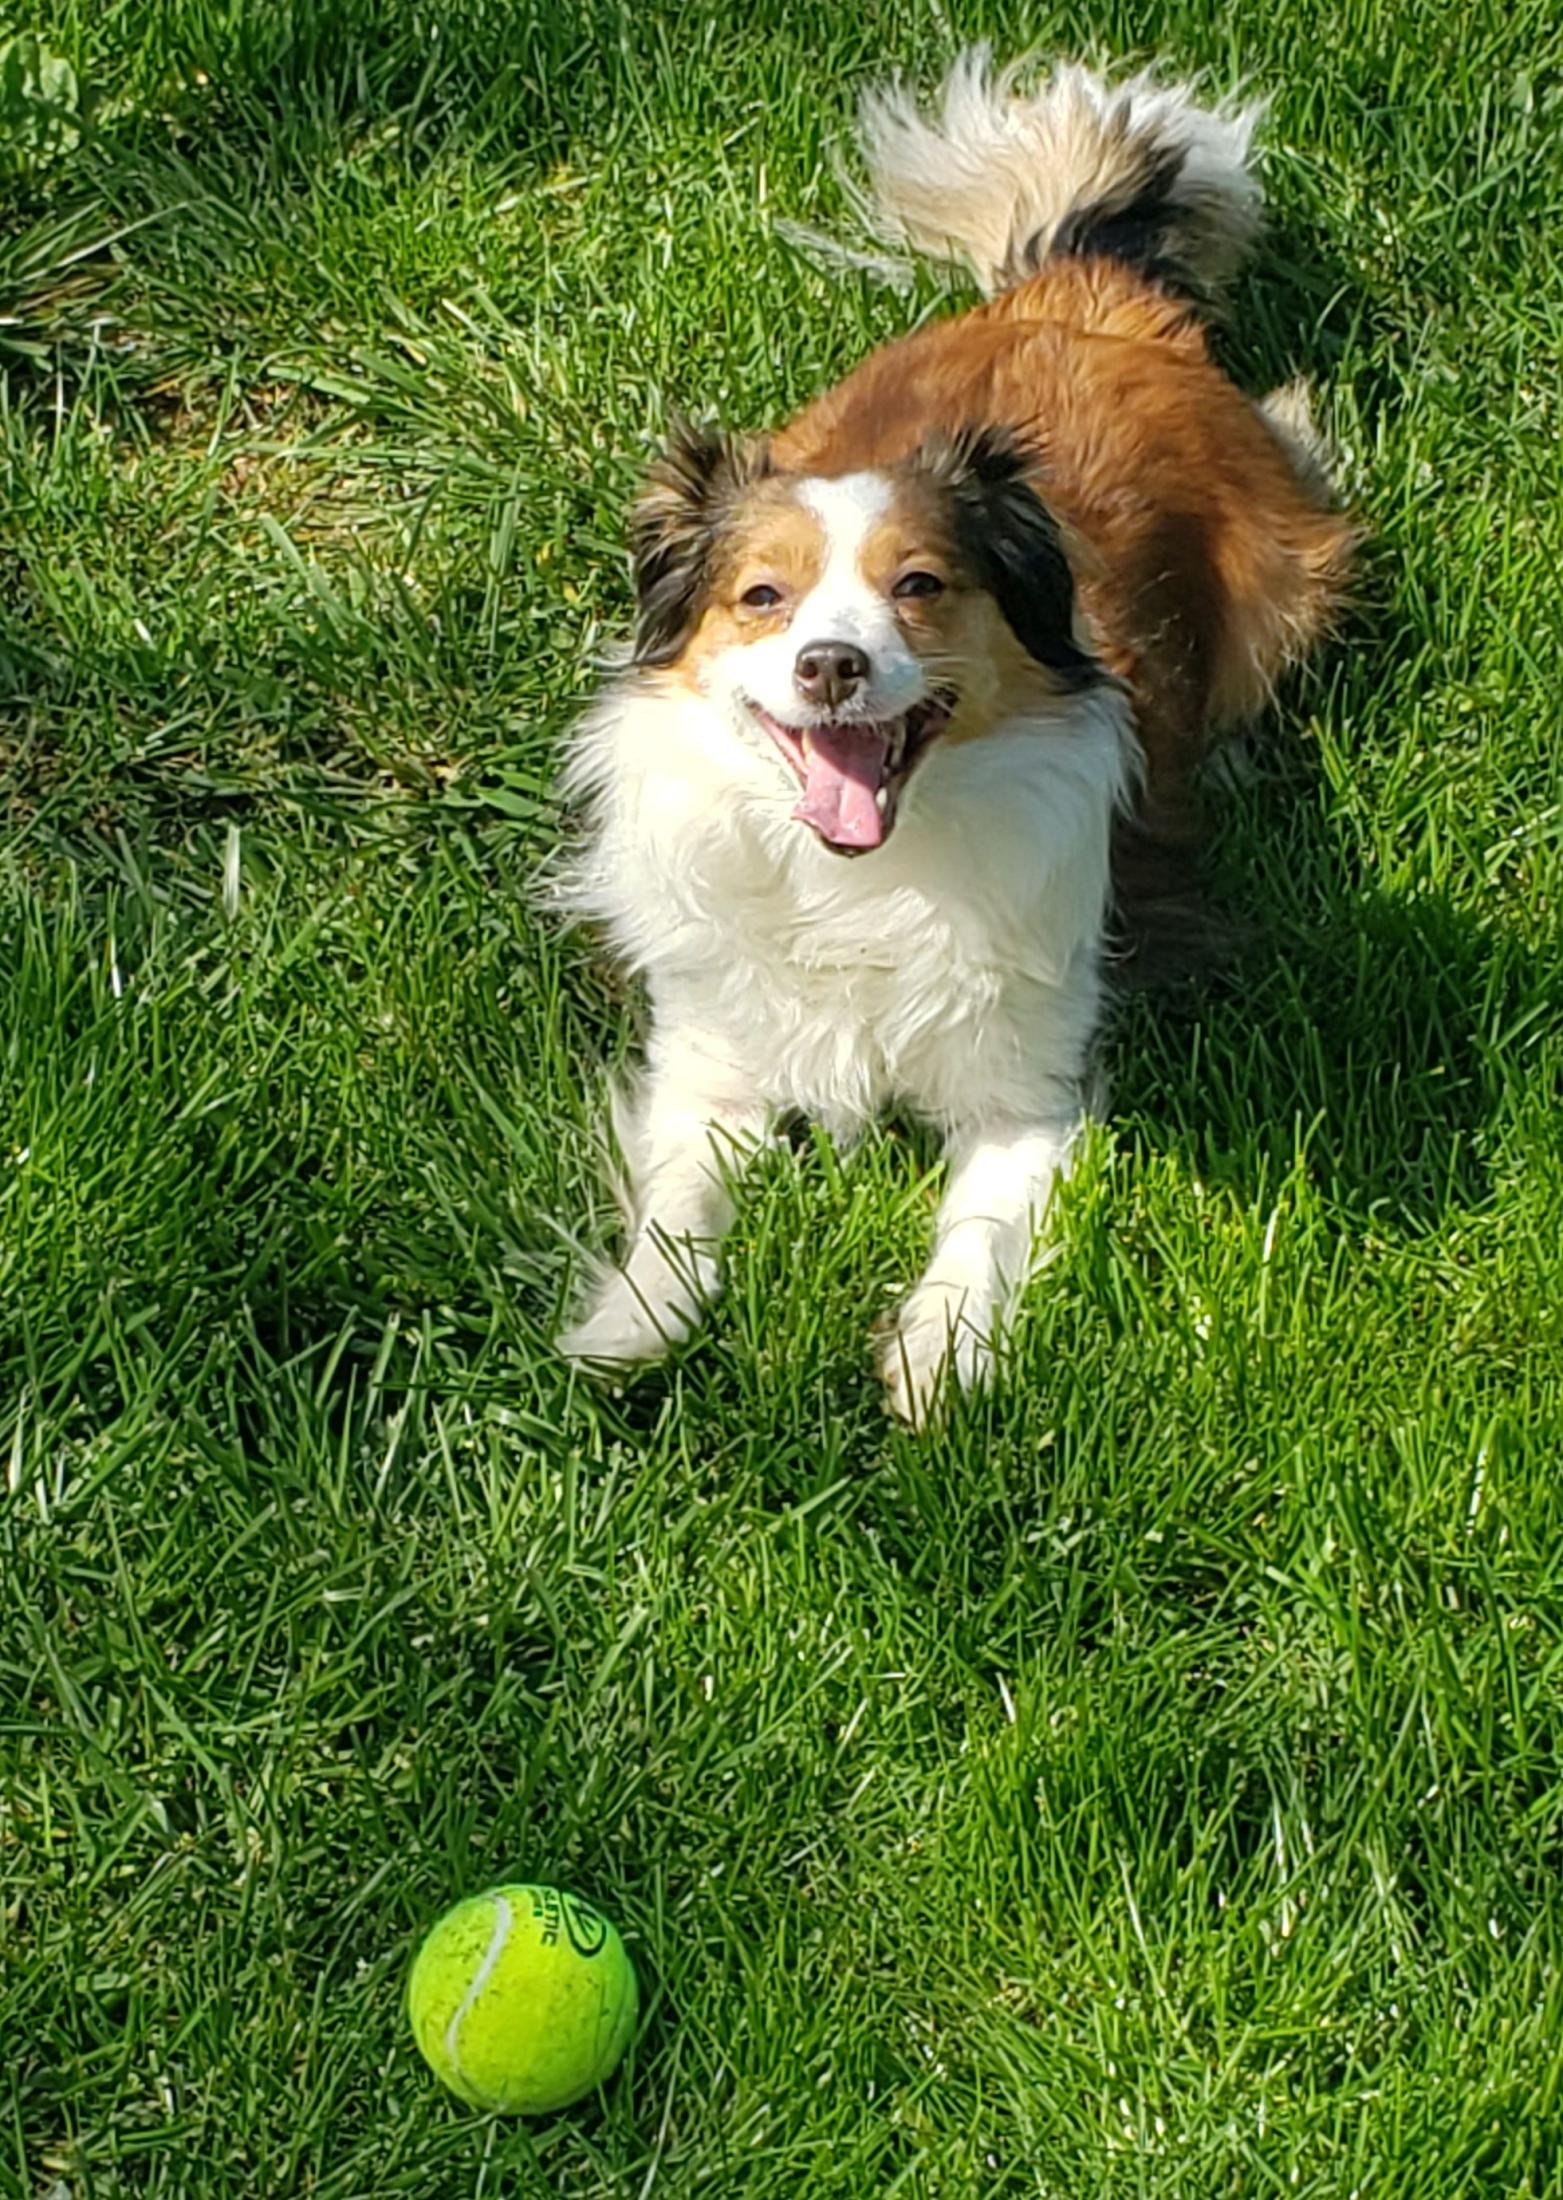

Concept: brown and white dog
[[558, 51, 1353, 1423]]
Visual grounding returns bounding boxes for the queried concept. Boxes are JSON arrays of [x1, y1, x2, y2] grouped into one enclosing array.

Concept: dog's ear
[[629, 421, 772, 667], [919, 427, 1098, 686]]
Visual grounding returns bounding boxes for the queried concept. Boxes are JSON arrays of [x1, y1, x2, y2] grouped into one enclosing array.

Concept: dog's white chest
[[669, 852, 1011, 1127], [565, 684, 1130, 1131]]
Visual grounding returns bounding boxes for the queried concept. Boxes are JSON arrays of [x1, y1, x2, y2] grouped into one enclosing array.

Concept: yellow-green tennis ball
[[407, 1883, 638, 2115]]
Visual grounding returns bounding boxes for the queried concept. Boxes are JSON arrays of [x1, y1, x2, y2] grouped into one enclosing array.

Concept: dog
[[556, 50, 1353, 1424]]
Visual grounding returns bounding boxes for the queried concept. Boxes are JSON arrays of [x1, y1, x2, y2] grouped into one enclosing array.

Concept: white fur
[[853, 46, 1263, 300], [1258, 378, 1337, 501], [558, 636, 1135, 1423], [880, 1119, 1078, 1422]]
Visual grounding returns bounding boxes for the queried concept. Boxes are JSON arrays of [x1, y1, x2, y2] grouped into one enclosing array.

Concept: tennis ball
[[407, 1883, 638, 2115]]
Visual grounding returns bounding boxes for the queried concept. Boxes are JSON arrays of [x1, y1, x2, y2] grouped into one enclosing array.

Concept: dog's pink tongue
[[793, 726, 892, 850]]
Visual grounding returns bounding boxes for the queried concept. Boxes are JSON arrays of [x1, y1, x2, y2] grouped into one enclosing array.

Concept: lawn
[[3, 0, 1562, 2192]]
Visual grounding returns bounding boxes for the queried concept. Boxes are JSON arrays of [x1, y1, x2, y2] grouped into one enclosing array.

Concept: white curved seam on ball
[[445, 1893, 512, 2097]]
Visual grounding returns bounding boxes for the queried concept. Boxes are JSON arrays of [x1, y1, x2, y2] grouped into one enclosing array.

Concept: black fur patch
[[629, 421, 772, 667], [1011, 137, 1208, 305], [914, 427, 1098, 686]]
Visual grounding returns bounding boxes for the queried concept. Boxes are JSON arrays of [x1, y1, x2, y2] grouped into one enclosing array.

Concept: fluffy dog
[[558, 51, 1352, 1423]]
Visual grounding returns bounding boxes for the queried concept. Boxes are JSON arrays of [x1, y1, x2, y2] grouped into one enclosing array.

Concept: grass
[[2, 0, 1562, 2191]]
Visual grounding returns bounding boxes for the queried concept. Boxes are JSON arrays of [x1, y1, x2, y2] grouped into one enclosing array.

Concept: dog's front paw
[[558, 1274, 694, 1368], [876, 1285, 995, 1428]]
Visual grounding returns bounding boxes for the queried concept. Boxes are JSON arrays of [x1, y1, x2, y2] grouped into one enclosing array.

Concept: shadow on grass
[[1, 0, 660, 403], [1217, 206, 1379, 401], [1111, 860, 1533, 1238], [1108, 214, 1535, 1241]]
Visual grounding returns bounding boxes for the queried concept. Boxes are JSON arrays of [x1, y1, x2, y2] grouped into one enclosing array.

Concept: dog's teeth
[[875, 787, 889, 814]]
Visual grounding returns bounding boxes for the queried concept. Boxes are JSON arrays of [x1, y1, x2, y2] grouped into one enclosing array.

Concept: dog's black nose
[[793, 640, 870, 710]]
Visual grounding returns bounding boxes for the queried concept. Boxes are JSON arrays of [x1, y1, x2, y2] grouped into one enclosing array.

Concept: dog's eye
[[893, 570, 945, 600], [740, 583, 784, 609]]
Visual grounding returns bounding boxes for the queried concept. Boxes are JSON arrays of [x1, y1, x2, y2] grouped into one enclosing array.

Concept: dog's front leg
[[879, 1115, 1080, 1426], [559, 1041, 769, 1369]]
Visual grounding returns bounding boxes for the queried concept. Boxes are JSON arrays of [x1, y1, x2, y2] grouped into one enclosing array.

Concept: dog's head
[[627, 423, 1099, 854]]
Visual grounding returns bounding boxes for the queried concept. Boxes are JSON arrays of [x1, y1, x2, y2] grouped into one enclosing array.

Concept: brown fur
[[686, 489, 827, 659], [772, 256, 1356, 939], [856, 481, 1064, 736]]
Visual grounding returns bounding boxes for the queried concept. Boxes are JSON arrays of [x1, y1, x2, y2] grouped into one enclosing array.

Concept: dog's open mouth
[[747, 695, 954, 853]]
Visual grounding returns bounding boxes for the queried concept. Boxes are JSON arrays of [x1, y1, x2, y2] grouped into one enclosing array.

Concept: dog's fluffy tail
[[854, 47, 1263, 309]]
